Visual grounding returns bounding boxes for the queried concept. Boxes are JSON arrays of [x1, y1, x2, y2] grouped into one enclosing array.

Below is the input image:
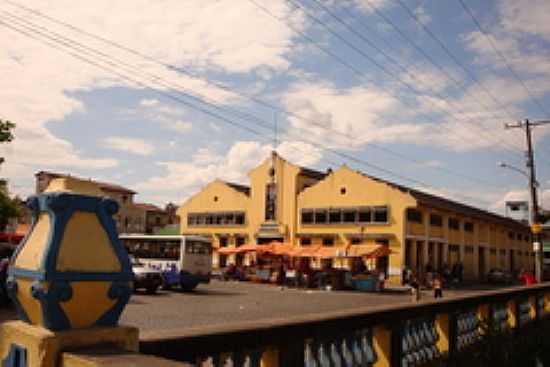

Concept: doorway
[[478, 247, 486, 278]]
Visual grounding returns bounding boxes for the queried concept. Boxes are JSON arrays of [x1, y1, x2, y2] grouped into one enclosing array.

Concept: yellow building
[[178, 152, 533, 282]]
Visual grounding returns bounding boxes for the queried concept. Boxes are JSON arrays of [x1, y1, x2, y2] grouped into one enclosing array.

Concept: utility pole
[[505, 119, 550, 282]]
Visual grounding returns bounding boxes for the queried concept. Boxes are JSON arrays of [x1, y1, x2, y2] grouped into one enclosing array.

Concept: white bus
[[119, 234, 212, 291]]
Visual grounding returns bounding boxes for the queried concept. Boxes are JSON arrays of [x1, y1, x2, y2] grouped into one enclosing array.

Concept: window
[[373, 206, 388, 223], [314, 209, 327, 224], [448, 218, 460, 230], [508, 232, 514, 239], [197, 214, 206, 225], [358, 207, 371, 223], [236, 237, 246, 247], [464, 222, 474, 232], [430, 214, 443, 227], [224, 213, 235, 225], [265, 183, 277, 221], [206, 215, 214, 225], [219, 237, 228, 247], [235, 212, 245, 225], [329, 209, 342, 224], [300, 237, 312, 246], [407, 209, 423, 223], [465, 246, 474, 253], [322, 237, 334, 246], [343, 209, 357, 223], [350, 237, 362, 245], [188, 211, 245, 226], [340, 187, 347, 195], [301, 210, 313, 224]]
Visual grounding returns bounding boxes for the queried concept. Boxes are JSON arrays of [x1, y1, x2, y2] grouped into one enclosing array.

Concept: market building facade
[[178, 152, 533, 283]]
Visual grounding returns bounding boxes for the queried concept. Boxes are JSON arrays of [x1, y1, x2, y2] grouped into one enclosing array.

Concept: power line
[[339, 0, 525, 147], [393, 0, 520, 124], [0, 13, 468, 200], [457, 0, 550, 119], [248, 0, 523, 160], [0, 3, 507, 187], [284, 0, 524, 158]]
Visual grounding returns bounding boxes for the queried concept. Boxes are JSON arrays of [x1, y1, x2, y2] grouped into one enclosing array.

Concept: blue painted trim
[[95, 281, 132, 327], [2, 344, 27, 367], [31, 280, 72, 331], [5, 277, 29, 324]]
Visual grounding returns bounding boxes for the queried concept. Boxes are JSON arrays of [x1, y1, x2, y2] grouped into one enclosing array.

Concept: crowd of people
[[221, 257, 387, 291]]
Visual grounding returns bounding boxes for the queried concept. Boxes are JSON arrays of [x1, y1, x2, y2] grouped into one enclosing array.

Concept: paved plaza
[[0, 280, 508, 336]]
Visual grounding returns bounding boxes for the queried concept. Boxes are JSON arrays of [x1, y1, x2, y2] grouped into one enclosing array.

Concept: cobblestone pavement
[[0, 280, 508, 333]]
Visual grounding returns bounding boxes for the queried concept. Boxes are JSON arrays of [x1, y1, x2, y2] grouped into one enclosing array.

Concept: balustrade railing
[[140, 284, 550, 367]]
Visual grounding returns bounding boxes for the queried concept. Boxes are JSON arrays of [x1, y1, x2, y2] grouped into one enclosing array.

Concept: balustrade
[[140, 284, 550, 367]]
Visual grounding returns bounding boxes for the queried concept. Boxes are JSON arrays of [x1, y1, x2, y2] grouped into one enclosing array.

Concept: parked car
[[487, 268, 513, 284], [131, 257, 162, 294]]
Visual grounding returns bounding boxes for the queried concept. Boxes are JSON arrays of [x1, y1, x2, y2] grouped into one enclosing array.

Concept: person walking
[[410, 276, 421, 302], [433, 275, 443, 299]]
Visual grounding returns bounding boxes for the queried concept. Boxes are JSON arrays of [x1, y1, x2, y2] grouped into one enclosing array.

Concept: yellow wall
[[176, 152, 532, 281], [178, 179, 250, 243], [297, 166, 416, 277]]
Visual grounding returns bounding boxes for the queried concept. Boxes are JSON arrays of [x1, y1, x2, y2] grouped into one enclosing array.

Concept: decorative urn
[[6, 177, 132, 331]]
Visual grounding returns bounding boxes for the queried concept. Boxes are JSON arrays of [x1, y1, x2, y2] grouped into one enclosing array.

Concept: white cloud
[[499, 0, 550, 41], [102, 137, 154, 156], [281, 81, 426, 149], [352, 0, 392, 13], [0, 0, 307, 193], [140, 98, 159, 107], [134, 140, 323, 202], [171, 121, 193, 134]]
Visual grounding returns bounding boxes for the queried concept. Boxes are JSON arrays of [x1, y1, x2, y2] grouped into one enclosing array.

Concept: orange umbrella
[[217, 246, 239, 255], [346, 244, 394, 259]]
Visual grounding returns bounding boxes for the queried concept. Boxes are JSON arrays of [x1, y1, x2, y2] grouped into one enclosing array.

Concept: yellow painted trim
[[56, 212, 121, 272], [435, 313, 450, 354], [373, 325, 391, 367], [14, 213, 51, 271], [507, 300, 517, 329], [528, 296, 537, 320], [260, 346, 279, 367]]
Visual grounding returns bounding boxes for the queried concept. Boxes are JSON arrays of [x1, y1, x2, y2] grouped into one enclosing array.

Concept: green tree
[[0, 119, 15, 143], [0, 119, 18, 231]]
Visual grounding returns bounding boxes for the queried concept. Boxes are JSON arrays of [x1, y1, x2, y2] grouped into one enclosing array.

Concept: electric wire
[[0, 13, 478, 201], [0, 2, 509, 187], [284, 0, 524, 158]]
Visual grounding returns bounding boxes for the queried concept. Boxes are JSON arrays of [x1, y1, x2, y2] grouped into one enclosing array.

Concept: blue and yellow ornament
[[7, 178, 132, 331]]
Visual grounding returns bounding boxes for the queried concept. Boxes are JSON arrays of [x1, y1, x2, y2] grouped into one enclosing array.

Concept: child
[[433, 275, 443, 298]]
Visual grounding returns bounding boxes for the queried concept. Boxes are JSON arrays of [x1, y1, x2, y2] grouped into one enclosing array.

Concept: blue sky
[[1, 0, 549, 214]]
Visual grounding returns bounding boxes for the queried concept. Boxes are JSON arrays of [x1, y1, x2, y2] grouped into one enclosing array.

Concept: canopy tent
[[216, 242, 392, 259], [346, 244, 393, 259]]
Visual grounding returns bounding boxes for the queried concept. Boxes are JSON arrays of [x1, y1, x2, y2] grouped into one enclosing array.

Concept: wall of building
[[297, 166, 417, 279]]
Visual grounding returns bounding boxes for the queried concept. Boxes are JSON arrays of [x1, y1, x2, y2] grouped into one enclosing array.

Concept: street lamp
[[498, 162, 539, 186]]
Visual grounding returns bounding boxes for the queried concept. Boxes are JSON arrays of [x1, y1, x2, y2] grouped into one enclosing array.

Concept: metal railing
[[140, 284, 550, 367]]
